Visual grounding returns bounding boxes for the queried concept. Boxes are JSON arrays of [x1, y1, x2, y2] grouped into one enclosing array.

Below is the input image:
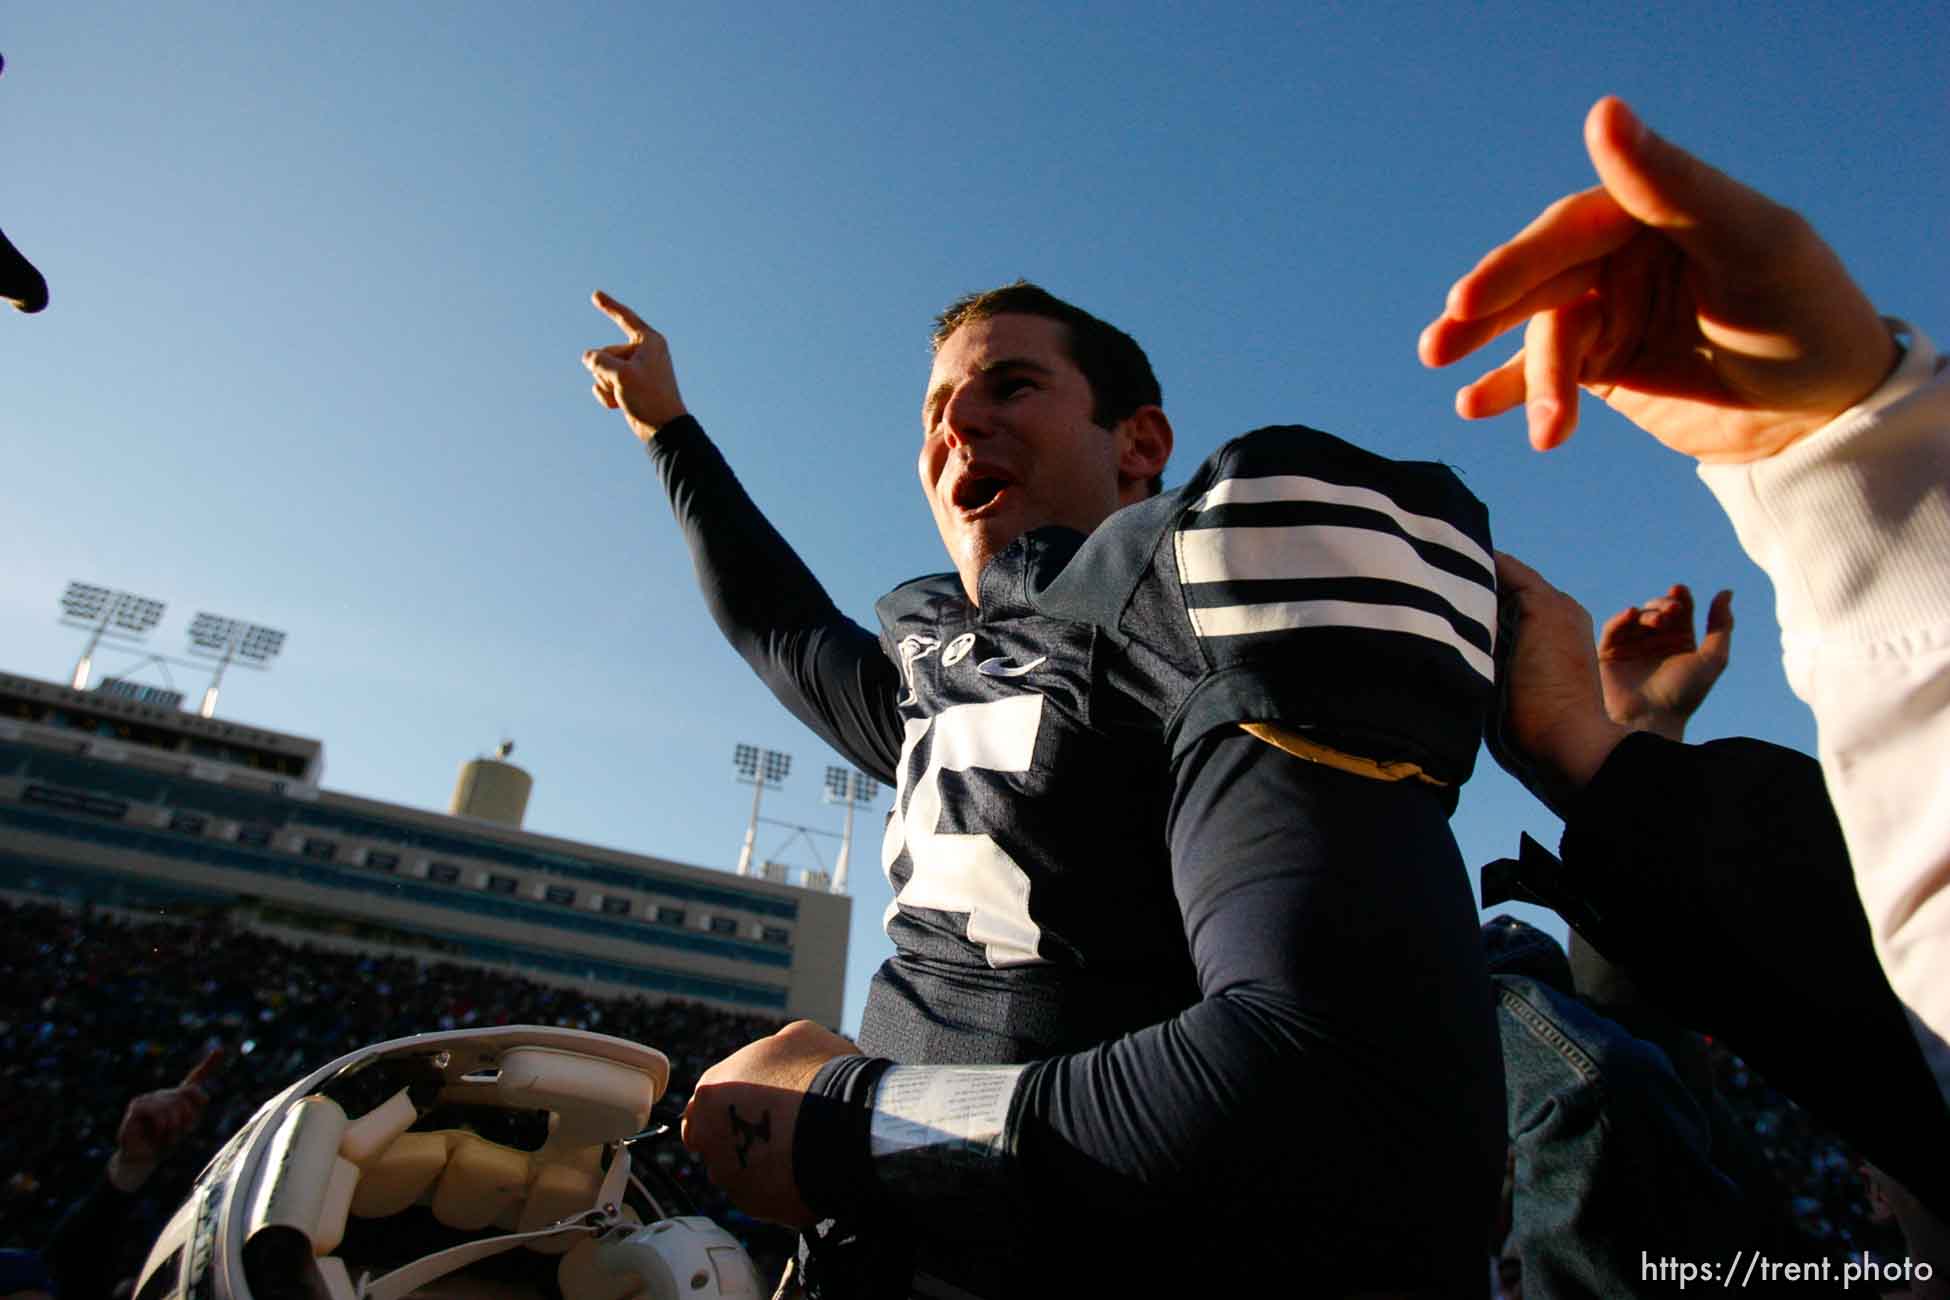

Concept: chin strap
[[355, 1146, 634, 1300]]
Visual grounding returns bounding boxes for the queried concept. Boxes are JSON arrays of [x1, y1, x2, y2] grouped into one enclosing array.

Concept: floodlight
[[821, 767, 877, 896], [187, 614, 285, 662], [187, 612, 289, 718], [824, 767, 878, 805], [59, 582, 168, 691], [189, 612, 236, 651], [59, 583, 166, 634], [238, 625, 285, 662], [61, 582, 112, 621], [114, 596, 166, 634], [734, 744, 788, 787], [732, 743, 793, 876]]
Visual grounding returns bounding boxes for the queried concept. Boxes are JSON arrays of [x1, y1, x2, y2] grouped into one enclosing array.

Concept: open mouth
[[953, 475, 1011, 514]]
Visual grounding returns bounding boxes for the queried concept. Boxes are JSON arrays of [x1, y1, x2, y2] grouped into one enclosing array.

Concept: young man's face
[[920, 313, 1146, 603]]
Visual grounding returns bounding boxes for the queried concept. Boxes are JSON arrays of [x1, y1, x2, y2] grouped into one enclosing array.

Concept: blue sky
[[4, 2, 1945, 1033]]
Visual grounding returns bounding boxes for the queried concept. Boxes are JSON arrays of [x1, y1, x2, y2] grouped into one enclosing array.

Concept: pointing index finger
[[592, 290, 649, 344], [181, 1046, 224, 1091]]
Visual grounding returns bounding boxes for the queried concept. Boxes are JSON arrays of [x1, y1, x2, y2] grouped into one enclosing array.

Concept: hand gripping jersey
[[647, 417, 1503, 1296]]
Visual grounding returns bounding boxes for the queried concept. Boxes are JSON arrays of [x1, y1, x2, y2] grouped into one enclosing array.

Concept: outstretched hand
[[1419, 97, 1897, 461], [1598, 584, 1733, 741], [582, 291, 688, 443]]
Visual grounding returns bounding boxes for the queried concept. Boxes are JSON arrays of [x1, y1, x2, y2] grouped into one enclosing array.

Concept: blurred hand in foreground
[[1419, 96, 1897, 461]]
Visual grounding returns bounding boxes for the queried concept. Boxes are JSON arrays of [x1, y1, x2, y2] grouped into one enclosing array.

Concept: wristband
[[866, 1065, 1025, 1208]]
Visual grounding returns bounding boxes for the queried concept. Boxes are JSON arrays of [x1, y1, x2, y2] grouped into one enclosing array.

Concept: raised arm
[[581, 292, 903, 780], [46, 1047, 224, 1300]]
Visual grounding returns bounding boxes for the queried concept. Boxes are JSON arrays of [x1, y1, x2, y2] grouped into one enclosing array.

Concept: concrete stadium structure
[[0, 669, 850, 1025]]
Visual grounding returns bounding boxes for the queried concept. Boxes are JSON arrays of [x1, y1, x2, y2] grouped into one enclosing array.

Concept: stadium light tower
[[822, 766, 879, 894], [187, 612, 286, 718], [59, 582, 166, 690], [732, 743, 791, 877]]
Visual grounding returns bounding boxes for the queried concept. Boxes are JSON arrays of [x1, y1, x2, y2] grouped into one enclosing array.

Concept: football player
[[584, 282, 1503, 1295]]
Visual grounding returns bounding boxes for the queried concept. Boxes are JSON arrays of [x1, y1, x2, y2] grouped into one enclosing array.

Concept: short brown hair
[[932, 282, 1165, 494]]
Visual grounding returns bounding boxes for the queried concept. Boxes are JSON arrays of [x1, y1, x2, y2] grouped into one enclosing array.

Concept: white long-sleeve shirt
[[1699, 322, 1950, 1108]]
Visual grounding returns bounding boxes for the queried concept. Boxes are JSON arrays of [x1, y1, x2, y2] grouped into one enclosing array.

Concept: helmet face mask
[[134, 1026, 760, 1300]]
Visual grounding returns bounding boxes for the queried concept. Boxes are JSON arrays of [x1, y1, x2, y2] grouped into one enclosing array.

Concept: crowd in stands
[[0, 894, 1921, 1295], [1706, 1040, 1904, 1269], [0, 898, 798, 1290]]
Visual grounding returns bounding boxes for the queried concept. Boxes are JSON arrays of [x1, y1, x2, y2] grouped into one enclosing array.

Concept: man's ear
[[1117, 406, 1174, 497]]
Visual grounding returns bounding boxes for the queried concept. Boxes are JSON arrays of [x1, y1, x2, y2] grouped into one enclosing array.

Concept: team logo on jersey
[[941, 632, 977, 667], [896, 634, 941, 706], [976, 654, 1048, 679]]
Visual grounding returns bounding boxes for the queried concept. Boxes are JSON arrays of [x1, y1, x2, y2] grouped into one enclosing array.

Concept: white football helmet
[[131, 1026, 763, 1300]]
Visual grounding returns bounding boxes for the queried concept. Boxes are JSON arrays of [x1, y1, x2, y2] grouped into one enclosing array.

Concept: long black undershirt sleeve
[[1023, 731, 1501, 1274], [806, 730, 1505, 1292], [643, 416, 902, 782], [45, 1172, 134, 1300], [1559, 730, 1950, 1217]]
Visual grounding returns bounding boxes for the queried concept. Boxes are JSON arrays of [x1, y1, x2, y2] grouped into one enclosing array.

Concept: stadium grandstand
[[0, 667, 850, 1026], [0, 663, 851, 1284]]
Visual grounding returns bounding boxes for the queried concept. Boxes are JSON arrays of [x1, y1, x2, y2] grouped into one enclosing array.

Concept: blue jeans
[[1497, 974, 1758, 1298]]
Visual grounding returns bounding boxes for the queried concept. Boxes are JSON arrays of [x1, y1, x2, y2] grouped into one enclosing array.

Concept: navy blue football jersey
[[861, 565, 1196, 1065], [861, 424, 1495, 1064]]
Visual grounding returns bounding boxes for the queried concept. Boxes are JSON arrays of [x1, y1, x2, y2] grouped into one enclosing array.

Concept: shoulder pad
[[875, 572, 968, 637], [1048, 426, 1497, 789]]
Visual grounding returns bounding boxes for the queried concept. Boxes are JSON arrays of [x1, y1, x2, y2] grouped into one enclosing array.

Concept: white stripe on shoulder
[[1185, 596, 1495, 682], [1176, 523, 1496, 634], [1189, 474, 1493, 575]]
